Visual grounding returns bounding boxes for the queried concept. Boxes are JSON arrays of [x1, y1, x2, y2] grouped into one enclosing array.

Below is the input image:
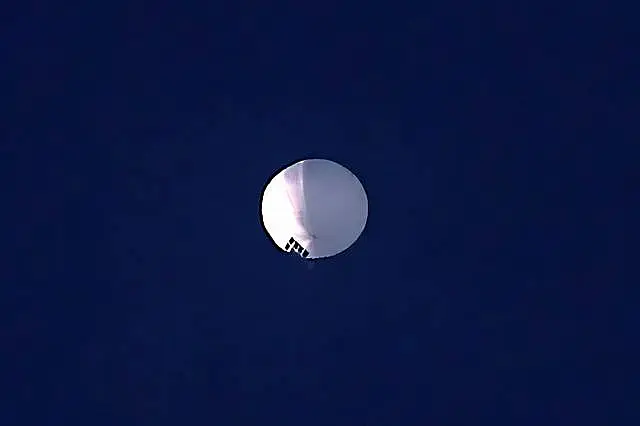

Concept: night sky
[[3, 2, 633, 425]]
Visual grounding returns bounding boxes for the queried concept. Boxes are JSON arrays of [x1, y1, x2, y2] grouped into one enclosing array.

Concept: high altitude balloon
[[261, 159, 368, 259]]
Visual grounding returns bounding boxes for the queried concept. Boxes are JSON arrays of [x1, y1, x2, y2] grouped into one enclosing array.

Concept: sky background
[[2, 2, 634, 425]]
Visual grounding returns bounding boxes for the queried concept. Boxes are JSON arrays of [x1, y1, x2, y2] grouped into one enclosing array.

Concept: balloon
[[261, 159, 368, 259]]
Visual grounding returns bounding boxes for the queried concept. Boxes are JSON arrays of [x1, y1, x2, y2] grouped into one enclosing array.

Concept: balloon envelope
[[261, 159, 368, 259]]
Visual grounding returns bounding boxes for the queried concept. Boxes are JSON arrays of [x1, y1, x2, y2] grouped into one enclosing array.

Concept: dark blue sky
[[2, 2, 633, 425]]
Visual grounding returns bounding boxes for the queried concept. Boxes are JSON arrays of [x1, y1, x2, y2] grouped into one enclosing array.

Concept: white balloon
[[261, 159, 368, 259]]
